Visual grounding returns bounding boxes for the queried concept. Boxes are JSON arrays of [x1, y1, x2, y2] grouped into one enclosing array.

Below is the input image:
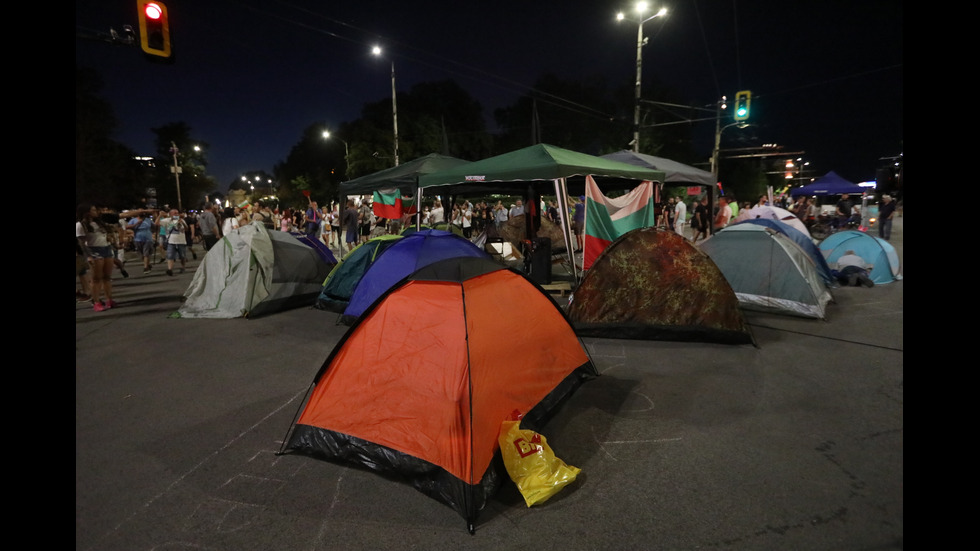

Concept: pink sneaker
[[93, 302, 108, 312]]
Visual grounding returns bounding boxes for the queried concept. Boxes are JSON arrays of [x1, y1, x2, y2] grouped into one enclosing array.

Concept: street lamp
[[372, 45, 399, 166], [322, 130, 350, 179], [617, 2, 668, 153]]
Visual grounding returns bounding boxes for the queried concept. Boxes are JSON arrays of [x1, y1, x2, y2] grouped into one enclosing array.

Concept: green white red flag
[[583, 175, 657, 270], [372, 188, 418, 219]]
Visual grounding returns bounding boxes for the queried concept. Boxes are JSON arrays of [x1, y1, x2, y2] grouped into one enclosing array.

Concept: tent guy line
[[746, 323, 903, 352]]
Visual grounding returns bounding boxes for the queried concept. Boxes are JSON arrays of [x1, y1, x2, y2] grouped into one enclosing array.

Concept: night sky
[[76, 0, 903, 188]]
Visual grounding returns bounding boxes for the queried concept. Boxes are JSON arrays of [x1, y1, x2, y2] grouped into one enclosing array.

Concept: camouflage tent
[[566, 227, 754, 345]]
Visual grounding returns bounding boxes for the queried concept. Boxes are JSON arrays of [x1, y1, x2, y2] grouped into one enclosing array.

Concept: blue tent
[[792, 171, 866, 196], [818, 230, 901, 285], [339, 229, 491, 324], [730, 219, 835, 285], [313, 235, 403, 313], [289, 232, 338, 266]]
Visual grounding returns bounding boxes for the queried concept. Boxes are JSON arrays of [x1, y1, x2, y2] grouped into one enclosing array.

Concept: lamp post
[[711, 101, 748, 182], [322, 130, 350, 179], [371, 46, 399, 166], [170, 141, 182, 211], [617, 3, 667, 153]]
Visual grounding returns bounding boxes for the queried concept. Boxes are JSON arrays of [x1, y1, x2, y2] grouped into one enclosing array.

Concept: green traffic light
[[733, 90, 751, 122]]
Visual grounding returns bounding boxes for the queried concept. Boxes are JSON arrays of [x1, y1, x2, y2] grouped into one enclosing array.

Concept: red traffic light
[[137, 0, 172, 61], [144, 2, 163, 20]]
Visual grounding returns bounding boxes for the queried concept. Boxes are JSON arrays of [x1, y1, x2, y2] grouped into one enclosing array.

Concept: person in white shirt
[[164, 209, 189, 276], [509, 199, 524, 219], [835, 250, 874, 287], [428, 200, 445, 227], [461, 201, 473, 238], [673, 198, 687, 238]]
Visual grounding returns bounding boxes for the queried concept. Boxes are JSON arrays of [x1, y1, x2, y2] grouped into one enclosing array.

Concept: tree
[[274, 124, 343, 208], [76, 67, 147, 207]]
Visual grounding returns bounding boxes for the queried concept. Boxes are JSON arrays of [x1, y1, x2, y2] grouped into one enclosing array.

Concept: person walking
[[164, 209, 189, 276], [155, 209, 171, 263], [128, 210, 156, 274], [342, 199, 360, 254], [183, 209, 199, 260], [877, 194, 896, 240], [673, 196, 687, 238], [197, 204, 221, 251], [692, 197, 711, 243]]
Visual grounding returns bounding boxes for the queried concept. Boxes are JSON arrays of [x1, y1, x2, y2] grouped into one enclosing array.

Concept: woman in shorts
[[76, 203, 117, 312]]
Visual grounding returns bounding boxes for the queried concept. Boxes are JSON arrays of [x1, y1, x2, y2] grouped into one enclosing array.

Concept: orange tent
[[282, 256, 596, 532]]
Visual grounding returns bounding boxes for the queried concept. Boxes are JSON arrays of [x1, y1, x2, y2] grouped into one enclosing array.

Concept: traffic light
[[733, 90, 751, 121], [137, 1, 172, 61]]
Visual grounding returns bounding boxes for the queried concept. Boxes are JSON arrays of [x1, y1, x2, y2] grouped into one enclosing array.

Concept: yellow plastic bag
[[498, 417, 581, 507]]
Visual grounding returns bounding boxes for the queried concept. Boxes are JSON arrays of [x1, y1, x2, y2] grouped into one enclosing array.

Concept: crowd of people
[[78, 190, 899, 311]]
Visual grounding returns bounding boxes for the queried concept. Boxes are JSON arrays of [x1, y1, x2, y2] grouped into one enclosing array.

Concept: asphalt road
[[76, 217, 903, 551]]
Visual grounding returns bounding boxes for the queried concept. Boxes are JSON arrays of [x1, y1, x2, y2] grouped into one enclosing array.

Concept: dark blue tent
[[290, 232, 338, 266], [339, 229, 490, 324], [792, 171, 866, 196]]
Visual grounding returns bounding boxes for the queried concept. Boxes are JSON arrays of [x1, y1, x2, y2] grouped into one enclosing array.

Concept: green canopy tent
[[417, 143, 666, 282], [337, 153, 472, 227]]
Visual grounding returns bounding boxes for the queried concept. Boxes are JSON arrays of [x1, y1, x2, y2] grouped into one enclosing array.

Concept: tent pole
[[554, 178, 578, 282], [415, 187, 423, 231]]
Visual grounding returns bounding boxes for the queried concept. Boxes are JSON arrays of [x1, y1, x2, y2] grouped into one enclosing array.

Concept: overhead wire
[[236, 0, 629, 124]]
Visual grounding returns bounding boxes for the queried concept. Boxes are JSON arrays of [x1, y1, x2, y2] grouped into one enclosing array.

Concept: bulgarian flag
[[372, 188, 418, 219], [583, 175, 657, 270]]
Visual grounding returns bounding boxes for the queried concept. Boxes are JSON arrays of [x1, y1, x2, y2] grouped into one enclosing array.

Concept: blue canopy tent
[[792, 171, 866, 196]]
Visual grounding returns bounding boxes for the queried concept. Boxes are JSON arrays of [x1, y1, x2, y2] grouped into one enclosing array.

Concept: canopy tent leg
[[553, 178, 578, 283]]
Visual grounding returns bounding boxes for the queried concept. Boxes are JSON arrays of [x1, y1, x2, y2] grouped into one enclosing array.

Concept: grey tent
[[699, 224, 834, 319], [175, 223, 333, 319], [599, 150, 715, 186]]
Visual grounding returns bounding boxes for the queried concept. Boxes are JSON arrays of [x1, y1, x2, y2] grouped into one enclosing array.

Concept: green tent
[[313, 234, 404, 313], [418, 144, 666, 281], [418, 144, 666, 195], [339, 153, 471, 198]]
